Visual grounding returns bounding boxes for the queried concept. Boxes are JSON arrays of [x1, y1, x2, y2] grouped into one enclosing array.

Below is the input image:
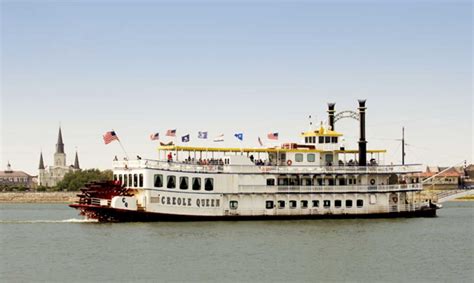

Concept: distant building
[[418, 166, 462, 190], [38, 127, 80, 187], [463, 164, 474, 189], [0, 162, 35, 189]]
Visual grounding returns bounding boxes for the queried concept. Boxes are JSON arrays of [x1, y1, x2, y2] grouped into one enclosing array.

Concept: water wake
[[0, 218, 98, 224]]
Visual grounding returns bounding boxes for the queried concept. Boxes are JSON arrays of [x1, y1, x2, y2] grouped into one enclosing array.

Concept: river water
[[1, 202, 473, 282]]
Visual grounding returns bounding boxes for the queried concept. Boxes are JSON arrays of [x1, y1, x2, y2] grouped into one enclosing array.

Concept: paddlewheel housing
[[69, 181, 135, 222]]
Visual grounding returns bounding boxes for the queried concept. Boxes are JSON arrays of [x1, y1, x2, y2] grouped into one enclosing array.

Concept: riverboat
[[70, 100, 439, 221]]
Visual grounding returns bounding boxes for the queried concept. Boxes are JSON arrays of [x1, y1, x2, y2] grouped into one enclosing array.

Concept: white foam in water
[[0, 218, 99, 224]]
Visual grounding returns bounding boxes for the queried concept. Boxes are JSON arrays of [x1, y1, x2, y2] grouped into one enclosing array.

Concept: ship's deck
[[113, 159, 422, 174]]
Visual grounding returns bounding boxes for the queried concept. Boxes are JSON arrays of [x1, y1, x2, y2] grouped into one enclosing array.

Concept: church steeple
[[39, 152, 45, 169], [56, 127, 64, 154], [74, 150, 80, 169]]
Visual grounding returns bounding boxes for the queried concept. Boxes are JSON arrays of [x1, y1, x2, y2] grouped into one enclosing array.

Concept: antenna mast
[[402, 127, 405, 165]]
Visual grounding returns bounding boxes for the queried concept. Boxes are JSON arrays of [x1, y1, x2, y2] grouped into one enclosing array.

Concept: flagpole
[[113, 129, 129, 159]]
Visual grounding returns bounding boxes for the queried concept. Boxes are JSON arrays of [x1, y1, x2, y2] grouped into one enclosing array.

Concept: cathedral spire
[[56, 127, 65, 154], [39, 152, 45, 169], [74, 150, 80, 169]]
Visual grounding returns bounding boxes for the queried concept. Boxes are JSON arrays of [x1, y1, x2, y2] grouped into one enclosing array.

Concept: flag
[[213, 134, 224, 142], [182, 134, 190, 143], [103, 131, 119, 145], [198, 131, 208, 139], [267, 132, 279, 140], [258, 137, 263, 147], [150, 132, 159, 141], [166, 129, 176, 137], [234, 133, 243, 141]]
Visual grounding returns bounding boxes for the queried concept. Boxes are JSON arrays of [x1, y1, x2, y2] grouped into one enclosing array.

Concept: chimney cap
[[358, 99, 367, 107]]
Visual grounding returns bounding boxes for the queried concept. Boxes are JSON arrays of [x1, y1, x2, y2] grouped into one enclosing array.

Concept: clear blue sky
[[1, 0, 472, 175]]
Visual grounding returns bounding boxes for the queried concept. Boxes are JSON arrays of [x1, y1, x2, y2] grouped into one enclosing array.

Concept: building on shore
[[38, 127, 80, 187], [463, 164, 474, 189], [418, 166, 463, 190], [0, 162, 35, 189]]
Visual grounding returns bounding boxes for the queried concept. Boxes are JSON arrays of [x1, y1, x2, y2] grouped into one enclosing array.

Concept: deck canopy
[[301, 126, 343, 137]]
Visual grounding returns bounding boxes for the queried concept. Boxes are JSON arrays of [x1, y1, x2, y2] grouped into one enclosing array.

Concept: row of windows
[[294, 153, 316, 162], [267, 178, 358, 186], [229, 199, 364, 210], [0, 177, 29, 182], [154, 174, 214, 191], [114, 174, 144, 188], [305, 136, 338, 144]]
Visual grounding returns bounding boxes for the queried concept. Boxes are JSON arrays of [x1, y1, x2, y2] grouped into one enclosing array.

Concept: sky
[[1, 0, 472, 175]]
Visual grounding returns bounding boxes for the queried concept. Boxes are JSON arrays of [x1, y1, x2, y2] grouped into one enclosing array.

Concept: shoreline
[[0, 192, 78, 204], [0, 191, 472, 204]]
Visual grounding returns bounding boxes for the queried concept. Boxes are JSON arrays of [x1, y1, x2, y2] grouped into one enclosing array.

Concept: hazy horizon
[[1, 0, 472, 175]]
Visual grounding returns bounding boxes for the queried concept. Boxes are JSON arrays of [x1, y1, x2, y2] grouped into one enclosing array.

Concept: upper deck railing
[[113, 159, 422, 175]]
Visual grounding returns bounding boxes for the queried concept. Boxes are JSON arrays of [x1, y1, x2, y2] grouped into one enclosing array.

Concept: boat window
[[278, 177, 289, 186], [335, 200, 342, 208], [346, 200, 353, 208], [124, 174, 128, 187], [133, 174, 138, 187], [266, 201, 274, 209], [304, 178, 313, 186], [317, 178, 323, 186], [323, 200, 331, 208], [319, 136, 324, 143], [301, 200, 308, 208], [312, 200, 319, 207], [295, 154, 303, 162], [278, 200, 285, 209], [289, 200, 297, 209], [139, 174, 143, 187], [370, 194, 377, 204], [154, 174, 163, 187], [113, 174, 117, 181], [204, 178, 214, 191], [192, 177, 201, 190], [230, 201, 238, 210], [167, 176, 176, 189], [305, 137, 309, 143], [331, 137, 338, 143], [119, 174, 123, 185], [179, 177, 189, 190], [325, 136, 331, 143], [128, 174, 132, 187], [357, 199, 364, 207], [307, 154, 315, 162], [266, 178, 275, 186]]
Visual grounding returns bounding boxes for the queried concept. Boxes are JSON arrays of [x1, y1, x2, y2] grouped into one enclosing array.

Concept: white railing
[[237, 184, 423, 193], [113, 159, 422, 175]]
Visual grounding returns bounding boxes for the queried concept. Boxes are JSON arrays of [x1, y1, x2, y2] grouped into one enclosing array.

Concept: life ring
[[392, 196, 398, 203], [287, 160, 292, 166], [370, 179, 376, 185]]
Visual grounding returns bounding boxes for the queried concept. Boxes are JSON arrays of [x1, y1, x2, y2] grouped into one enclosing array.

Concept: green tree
[[56, 169, 114, 191]]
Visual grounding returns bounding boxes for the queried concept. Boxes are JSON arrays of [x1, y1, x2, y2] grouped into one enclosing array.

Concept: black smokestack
[[327, 103, 336, 130], [358, 99, 367, 166]]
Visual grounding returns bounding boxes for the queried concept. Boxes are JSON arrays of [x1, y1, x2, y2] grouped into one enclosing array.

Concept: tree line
[[0, 169, 113, 192]]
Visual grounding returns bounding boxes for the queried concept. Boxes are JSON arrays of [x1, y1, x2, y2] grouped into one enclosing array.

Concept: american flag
[[150, 132, 159, 141], [103, 131, 119, 145], [267, 132, 279, 140], [166, 129, 176, 137]]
